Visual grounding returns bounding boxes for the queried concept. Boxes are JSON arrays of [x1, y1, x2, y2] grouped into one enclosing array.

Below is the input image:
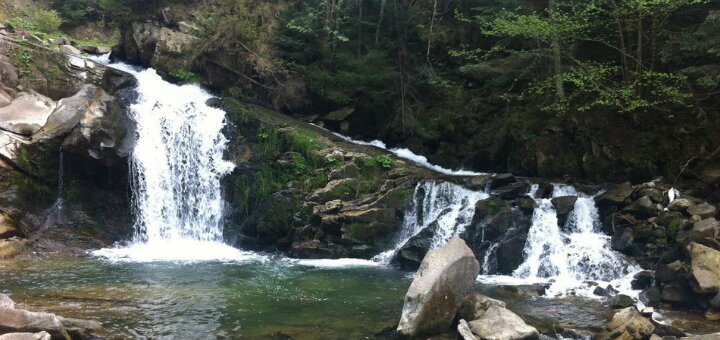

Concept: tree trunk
[[426, 0, 438, 66], [549, 0, 565, 101], [375, 0, 387, 46]]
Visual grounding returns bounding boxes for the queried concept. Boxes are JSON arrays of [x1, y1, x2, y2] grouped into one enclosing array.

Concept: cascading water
[[372, 181, 488, 264], [91, 57, 260, 262]]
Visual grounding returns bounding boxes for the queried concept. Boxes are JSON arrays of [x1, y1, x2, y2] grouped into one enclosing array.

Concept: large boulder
[[394, 222, 439, 270], [151, 28, 200, 71], [467, 305, 539, 340], [689, 242, 720, 294], [492, 182, 530, 200], [622, 196, 659, 219], [668, 198, 695, 213], [551, 196, 577, 229], [596, 182, 633, 207], [0, 91, 55, 135], [397, 237, 480, 337], [605, 307, 654, 339], [676, 218, 719, 248], [0, 332, 51, 340], [460, 292, 506, 321], [0, 308, 64, 335], [0, 212, 21, 239], [0, 238, 26, 259], [688, 203, 717, 219]]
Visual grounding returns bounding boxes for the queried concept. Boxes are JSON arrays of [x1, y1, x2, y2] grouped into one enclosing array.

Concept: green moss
[[10, 49, 35, 78]]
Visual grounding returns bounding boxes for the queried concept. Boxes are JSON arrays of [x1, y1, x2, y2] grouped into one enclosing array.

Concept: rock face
[[467, 306, 539, 340], [151, 28, 201, 71], [689, 242, 720, 294], [605, 307, 654, 339], [397, 237, 480, 337], [460, 292, 506, 321], [0, 92, 55, 135]]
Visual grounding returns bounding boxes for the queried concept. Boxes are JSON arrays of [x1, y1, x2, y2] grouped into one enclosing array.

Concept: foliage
[[170, 70, 201, 83], [373, 155, 394, 169], [33, 10, 63, 33]]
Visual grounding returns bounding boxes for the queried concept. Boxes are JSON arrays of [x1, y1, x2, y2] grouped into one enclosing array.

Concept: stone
[[668, 198, 695, 213], [551, 196, 578, 228], [310, 178, 358, 202], [458, 319, 479, 340], [151, 28, 201, 71], [58, 316, 103, 338], [397, 237, 480, 337], [0, 238, 26, 259], [66, 55, 86, 69], [467, 306, 539, 340], [631, 271, 654, 290], [639, 286, 662, 307], [0, 88, 12, 108], [489, 173, 516, 190], [394, 222, 439, 270], [0, 332, 51, 340], [0, 308, 63, 334], [492, 182, 530, 200], [606, 307, 655, 339], [689, 242, 720, 294], [711, 293, 720, 308], [59, 45, 81, 55], [596, 182, 633, 207], [0, 212, 21, 239], [0, 293, 14, 309], [623, 196, 660, 219], [610, 294, 635, 308], [676, 218, 719, 248], [49, 37, 69, 45], [638, 187, 664, 203], [0, 91, 55, 135], [681, 333, 720, 340], [460, 292, 506, 321], [688, 203, 717, 219], [178, 21, 201, 35], [661, 282, 691, 304], [640, 307, 654, 316], [611, 228, 634, 252], [323, 106, 354, 121]]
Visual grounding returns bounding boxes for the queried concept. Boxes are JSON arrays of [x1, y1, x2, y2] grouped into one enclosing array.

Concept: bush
[[34, 10, 63, 33]]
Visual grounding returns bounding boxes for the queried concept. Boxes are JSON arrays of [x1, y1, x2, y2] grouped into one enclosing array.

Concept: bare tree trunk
[[375, 0, 387, 46], [549, 0, 565, 101], [426, 0, 438, 66], [610, 0, 629, 81], [636, 13, 643, 73], [358, 0, 364, 54]]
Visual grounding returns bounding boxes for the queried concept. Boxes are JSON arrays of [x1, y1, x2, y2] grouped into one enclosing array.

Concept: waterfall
[[92, 59, 260, 262], [372, 181, 488, 264]]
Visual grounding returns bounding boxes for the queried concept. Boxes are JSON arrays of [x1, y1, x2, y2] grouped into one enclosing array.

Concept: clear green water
[[4, 254, 715, 339]]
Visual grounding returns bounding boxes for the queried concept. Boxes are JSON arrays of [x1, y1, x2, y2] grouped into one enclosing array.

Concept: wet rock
[[689, 242, 720, 294], [596, 182, 633, 207], [457, 319, 478, 340], [676, 218, 719, 248], [495, 227, 530, 274], [79, 45, 111, 54], [688, 203, 717, 219], [623, 196, 660, 219], [593, 286, 607, 296], [656, 261, 688, 283], [462, 175, 492, 191], [467, 306, 539, 340], [460, 292, 506, 321], [397, 237, 480, 337], [58, 316, 103, 338], [551, 196, 577, 229], [492, 182, 530, 200], [605, 307, 654, 339], [0, 293, 14, 309], [488, 173, 516, 190], [610, 294, 635, 308], [0, 91, 55, 135], [668, 199, 695, 213], [515, 197, 536, 215], [711, 293, 720, 308], [661, 282, 691, 304], [640, 307, 654, 316], [0, 332, 51, 340], [58, 44, 81, 55], [535, 183, 554, 199], [639, 286, 662, 307], [611, 228, 634, 252], [0, 238, 26, 259], [638, 187, 665, 203], [0, 308, 63, 335], [631, 271, 654, 290], [394, 222, 439, 270], [0, 212, 21, 239], [681, 333, 720, 339]]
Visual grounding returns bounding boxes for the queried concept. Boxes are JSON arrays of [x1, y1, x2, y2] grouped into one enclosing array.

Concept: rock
[[606, 307, 655, 339], [489, 173, 516, 190], [0, 332, 51, 340], [394, 222, 439, 270], [689, 242, 720, 294], [460, 292, 506, 321], [323, 106, 355, 121], [49, 37, 69, 45], [656, 211, 686, 228], [0, 293, 14, 309], [467, 306, 539, 340], [178, 21, 201, 34], [640, 307, 654, 316], [397, 237, 480, 337], [639, 286, 662, 307], [623, 196, 660, 219], [0, 308, 63, 335], [79, 45, 111, 55], [610, 294, 635, 308], [711, 293, 720, 308], [0, 212, 21, 239], [593, 286, 607, 296], [515, 197, 536, 215], [535, 183, 554, 199], [328, 162, 359, 180], [151, 28, 201, 71], [58, 316, 103, 338], [611, 228, 634, 252], [669, 198, 695, 213], [677, 218, 719, 248], [0, 91, 55, 135], [458, 319, 479, 340], [0, 88, 12, 108], [0, 238, 26, 259], [661, 282, 691, 304], [596, 182, 633, 207], [688, 203, 717, 219], [58, 44, 81, 55], [682, 333, 720, 339], [310, 178, 357, 202], [631, 271, 654, 290], [551, 196, 577, 228], [492, 182, 530, 200], [462, 175, 492, 191], [638, 187, 665, 203]]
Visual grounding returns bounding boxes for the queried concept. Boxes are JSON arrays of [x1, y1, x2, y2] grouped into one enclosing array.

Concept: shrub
[[34, 10, 63, 33]]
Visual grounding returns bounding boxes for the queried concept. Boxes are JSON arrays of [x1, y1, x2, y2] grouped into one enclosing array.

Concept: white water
[[317, 126, 485, 176], [89, 58, 266, 262], [372, 181, 488, 264]]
